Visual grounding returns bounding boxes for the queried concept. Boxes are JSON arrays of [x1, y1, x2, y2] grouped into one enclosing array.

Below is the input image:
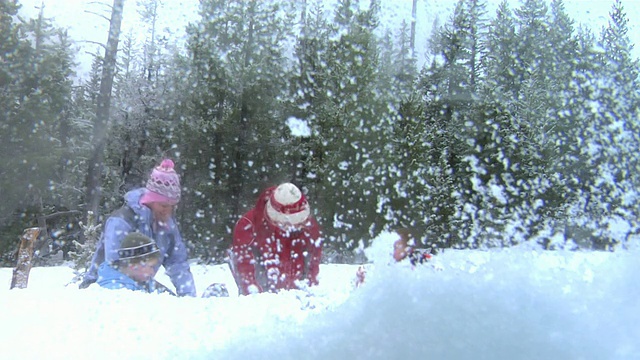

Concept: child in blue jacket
[[97, 232, 174, 295]]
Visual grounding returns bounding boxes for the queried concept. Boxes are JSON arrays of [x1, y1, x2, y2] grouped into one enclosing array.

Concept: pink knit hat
[[140, 159, 181, 205], [265, 183, 310, 226]]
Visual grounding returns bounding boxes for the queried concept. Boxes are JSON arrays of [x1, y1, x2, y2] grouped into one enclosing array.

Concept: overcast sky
[[16, 0, 640, 79]]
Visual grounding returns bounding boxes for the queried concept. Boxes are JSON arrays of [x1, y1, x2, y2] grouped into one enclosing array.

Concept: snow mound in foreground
[[221, 246, 640, 360], [0, 245, 638, 360]]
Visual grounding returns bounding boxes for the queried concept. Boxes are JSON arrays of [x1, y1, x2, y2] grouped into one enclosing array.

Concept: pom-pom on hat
[[116, 232, 161, 265], [265, 183, 311, 227], [140, 159, 181, 205]]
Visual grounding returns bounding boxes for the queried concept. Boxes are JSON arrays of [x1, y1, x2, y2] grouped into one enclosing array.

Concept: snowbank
[[0, 243, 637, 359]]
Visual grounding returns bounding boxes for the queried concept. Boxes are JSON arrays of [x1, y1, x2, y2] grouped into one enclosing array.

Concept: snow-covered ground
[[0, 232, 638, 360]]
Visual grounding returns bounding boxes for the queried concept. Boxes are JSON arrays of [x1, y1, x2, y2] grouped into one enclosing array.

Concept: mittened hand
[[247, 284, 262, 294], [419, 250, 432, 261], [409, 248, 433, 266]]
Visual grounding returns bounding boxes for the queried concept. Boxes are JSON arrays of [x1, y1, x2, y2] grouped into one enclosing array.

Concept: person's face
[[393, 239, 410, 262], [147, 202, 175, 223], [124, 258, 160, 283]]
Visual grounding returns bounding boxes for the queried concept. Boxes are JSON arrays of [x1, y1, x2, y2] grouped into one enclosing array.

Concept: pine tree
[[375, 19, 422, 245], [0, 3, 75, 208], [581, 0, 640, 249], [381, 20, 418, 98], [482, 1, 583, 247], [407, 0, 492, 248], [287, 0, 335, 195], [305, 0, 392, 249], [513, 0, 551, 93], [183, 0, 296, 258], [483, 0, 518, 101], [105, 0, 178, 202], [0, 2, 78, 259]]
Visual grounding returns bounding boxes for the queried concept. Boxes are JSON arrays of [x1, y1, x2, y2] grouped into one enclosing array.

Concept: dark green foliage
[[402, 0, 640, 251], [0, 2, 77, 260], [176, 0, 297, 259], [1, 0, 638, 265], [285, 0, 395, 252]]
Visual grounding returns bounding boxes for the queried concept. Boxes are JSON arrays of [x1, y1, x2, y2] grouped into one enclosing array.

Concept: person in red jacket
[[229, 183, 323, 295]]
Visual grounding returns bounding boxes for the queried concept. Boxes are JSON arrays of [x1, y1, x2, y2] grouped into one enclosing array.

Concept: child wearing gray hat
[[97, 232, 173, 295]]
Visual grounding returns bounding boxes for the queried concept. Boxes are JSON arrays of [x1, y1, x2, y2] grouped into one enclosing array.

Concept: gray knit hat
[[117, 232, 162, 265]]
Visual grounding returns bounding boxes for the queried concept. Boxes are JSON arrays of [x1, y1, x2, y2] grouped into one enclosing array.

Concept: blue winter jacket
[[83, 188, 196, 296], [97, 262, 156, 292]]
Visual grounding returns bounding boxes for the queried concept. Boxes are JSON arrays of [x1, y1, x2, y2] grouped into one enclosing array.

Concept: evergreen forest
[[1, 0, 638, 266]]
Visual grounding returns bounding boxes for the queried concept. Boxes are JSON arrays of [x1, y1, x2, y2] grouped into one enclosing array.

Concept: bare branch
[[39, 210, 82, 221], [87, 0, 112, 7], [80, 40, 107, 50], [84, 10, 110, 22]]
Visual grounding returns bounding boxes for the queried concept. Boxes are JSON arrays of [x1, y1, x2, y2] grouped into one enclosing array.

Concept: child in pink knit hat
[[80, 159, 196, 297]]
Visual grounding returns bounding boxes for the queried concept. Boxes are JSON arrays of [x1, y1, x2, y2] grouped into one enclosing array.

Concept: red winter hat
[[140, 159, 181, 205], [265, 183, 310, 226]]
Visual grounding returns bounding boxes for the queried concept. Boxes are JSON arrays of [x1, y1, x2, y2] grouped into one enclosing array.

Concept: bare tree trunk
[[230, 8, 255, 217], [85, 0, 125, 222], [411, 0, 417, 57], [469, 0, 478, 89], [10, 228, 41, 289]]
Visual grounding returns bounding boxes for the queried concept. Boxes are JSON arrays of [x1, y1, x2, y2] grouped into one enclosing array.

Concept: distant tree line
[[0, 0, 638, 266]]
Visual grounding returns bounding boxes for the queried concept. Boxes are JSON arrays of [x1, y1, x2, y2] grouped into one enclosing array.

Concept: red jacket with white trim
[[230, 186, 322, 295]]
